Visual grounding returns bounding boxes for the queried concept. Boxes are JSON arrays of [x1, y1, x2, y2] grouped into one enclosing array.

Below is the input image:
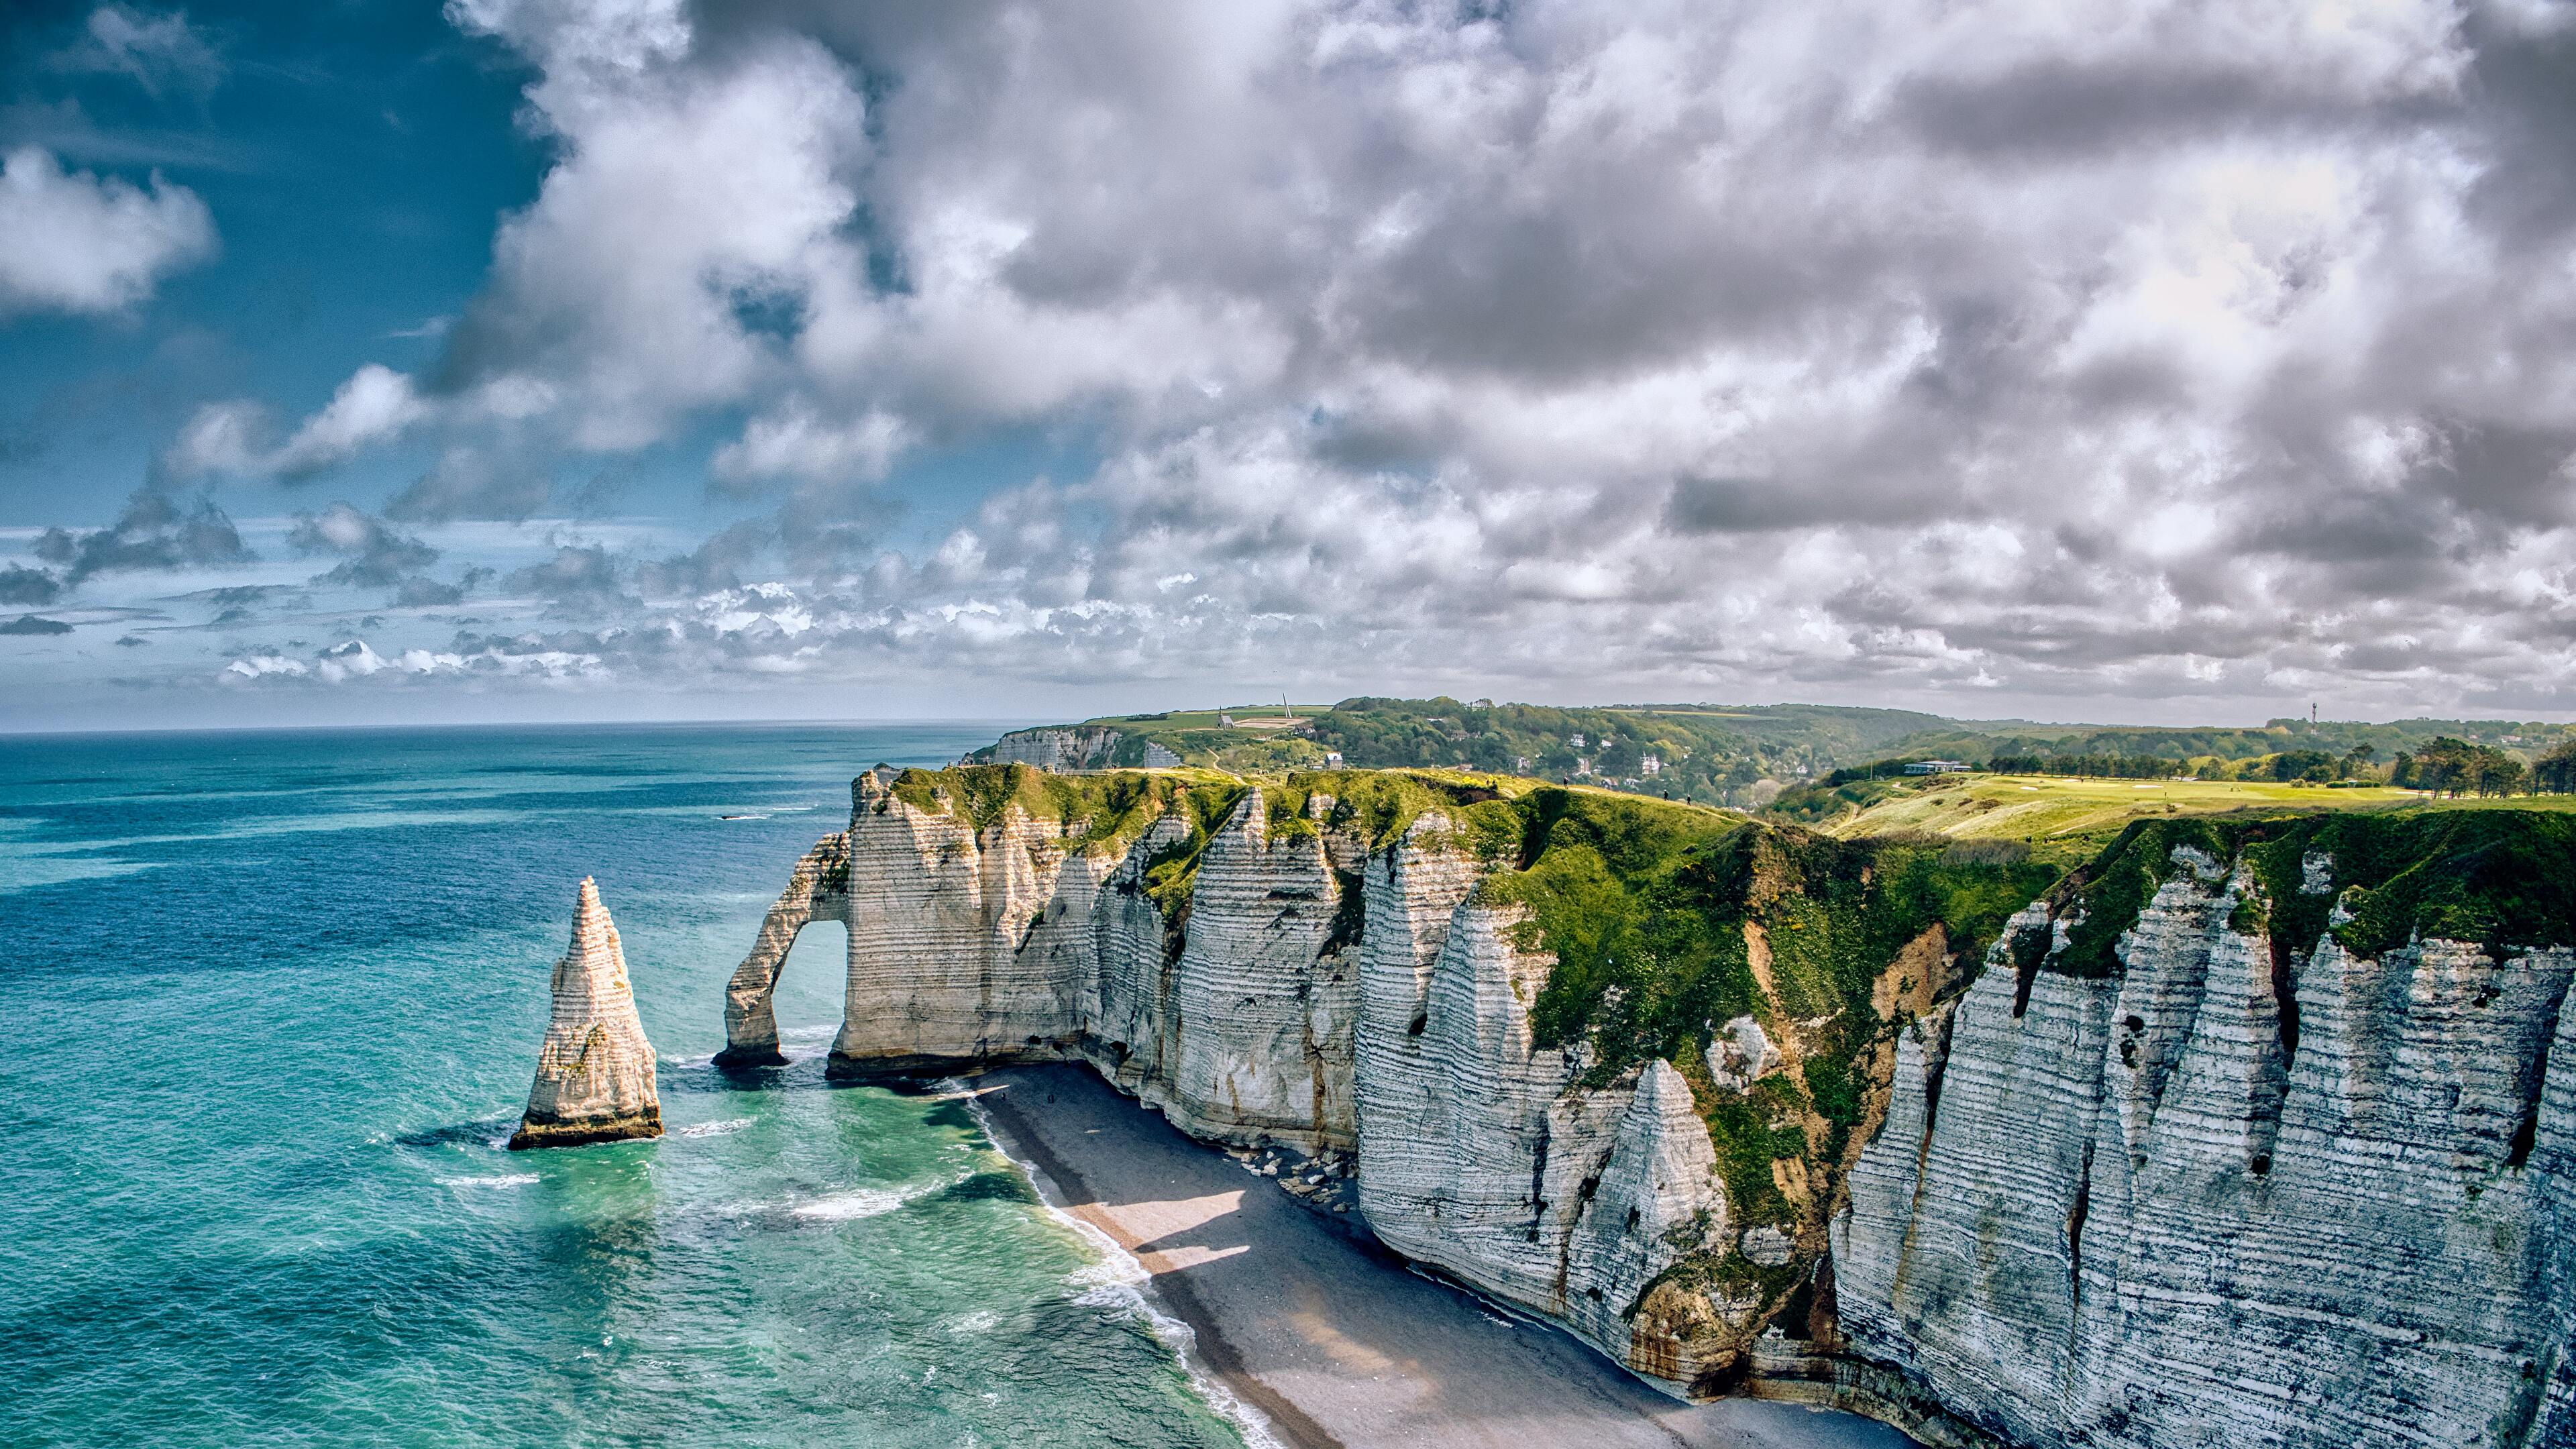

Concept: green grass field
[[1814, 773, 2576, 863]]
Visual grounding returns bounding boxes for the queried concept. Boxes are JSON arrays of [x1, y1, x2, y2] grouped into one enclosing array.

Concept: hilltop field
[[968, 695, 2576, 814], [1770, 770, 2576, 867]]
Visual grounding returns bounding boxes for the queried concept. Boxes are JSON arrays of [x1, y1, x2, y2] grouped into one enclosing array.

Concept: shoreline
[[968, 1063, 1919, 1449]]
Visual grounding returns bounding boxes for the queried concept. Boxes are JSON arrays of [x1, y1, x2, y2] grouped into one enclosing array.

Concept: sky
[[5, 0, 2576, 732]]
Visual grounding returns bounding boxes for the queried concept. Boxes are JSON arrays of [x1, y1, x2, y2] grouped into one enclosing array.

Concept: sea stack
[[508, 877, 662, 1150]]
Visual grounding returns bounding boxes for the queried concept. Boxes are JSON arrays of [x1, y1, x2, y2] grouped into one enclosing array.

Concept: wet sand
[[974, 1064, 1917, 1449]]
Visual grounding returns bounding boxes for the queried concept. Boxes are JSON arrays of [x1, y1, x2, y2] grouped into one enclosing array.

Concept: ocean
[[0, 724, 1256, 1448]]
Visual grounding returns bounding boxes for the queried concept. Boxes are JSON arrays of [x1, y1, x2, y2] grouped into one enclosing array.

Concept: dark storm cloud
[[0, 614, 75, 635], [2460, 12, 2576, 251], [382, 449, 552, 523], [504, 544, 636, 615], [34, 488, 252, 582], [637, 521, 770, 597], [288, 502, 439, 586], [0, 564, 64, 604], [392, 566, 493, 608]]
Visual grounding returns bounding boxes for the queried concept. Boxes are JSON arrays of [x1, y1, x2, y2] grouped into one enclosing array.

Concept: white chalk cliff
[[1835, 855, 2576, 1449], [724, 769, 2576, 1448], [511, 877, 662, 1149]]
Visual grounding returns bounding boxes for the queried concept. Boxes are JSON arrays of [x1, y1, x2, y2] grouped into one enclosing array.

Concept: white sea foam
[[439, 1173, 539, 1187], [789, 1168, 969, 1222], [792, 1187, 910, 1221], [955, 1078, 1285, 1449], [772, 1022, 840, 1064], [680, 1117, 755, 1138]]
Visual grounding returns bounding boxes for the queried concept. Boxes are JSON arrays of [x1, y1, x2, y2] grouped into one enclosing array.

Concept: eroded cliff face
[[725, 769, 2576, 1444], [744, 768, 1370, 1151], [511, 877, 661, 1150], [1351, 816, 1743, 1384], [1837, 829, 2576, 1449], [726, 768, 1788, 1387]]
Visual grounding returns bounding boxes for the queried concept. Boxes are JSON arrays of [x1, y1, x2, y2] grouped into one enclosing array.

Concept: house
[[1902, 759, 1972, 775], [1514, 755, 1532, 775], [1640, 755, 1662, 777], [1324, 751, 1344, 768]]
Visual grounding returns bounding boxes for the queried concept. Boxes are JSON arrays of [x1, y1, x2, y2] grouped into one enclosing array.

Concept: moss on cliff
[[2045, 808, 2576, 976], [1490, 802, 2055, 1088], [1465, 794, 2057, 1246]]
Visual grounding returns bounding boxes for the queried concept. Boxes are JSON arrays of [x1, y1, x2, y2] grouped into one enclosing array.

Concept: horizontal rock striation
[[715, 831, 849, 1067], [1837, 838, 2576, 1449], [511, 877, 661, 1150], [727, 767, 1766, 1387], [1352, 816, 1741, 1385], [727, 769, 2576, 1444]]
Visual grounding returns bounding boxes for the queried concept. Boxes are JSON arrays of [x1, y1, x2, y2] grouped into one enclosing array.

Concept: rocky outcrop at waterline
[[510, 877, 661, 1150], [715, 833, 851, 1067], [722, 764, 2576, 1448]]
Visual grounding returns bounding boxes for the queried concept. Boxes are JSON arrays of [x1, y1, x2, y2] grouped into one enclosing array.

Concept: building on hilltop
[[1903, 759, 1972, 775]]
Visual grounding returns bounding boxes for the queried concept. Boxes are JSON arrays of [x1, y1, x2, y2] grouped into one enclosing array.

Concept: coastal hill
[[969, 697, 2576, 810], [713, 748, 2576, 1448]]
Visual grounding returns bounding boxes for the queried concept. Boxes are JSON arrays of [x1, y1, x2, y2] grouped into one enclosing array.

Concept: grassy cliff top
[[2040, 808, 2576, 978], [1774, 770, 2576, 865]]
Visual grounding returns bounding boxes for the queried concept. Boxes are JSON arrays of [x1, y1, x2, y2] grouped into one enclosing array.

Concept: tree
[[2269, 749, 2339, 782], [2475, 755, 2530, 797], [2404, 737, 2524, 796], [2538, 739, 2576, 795]]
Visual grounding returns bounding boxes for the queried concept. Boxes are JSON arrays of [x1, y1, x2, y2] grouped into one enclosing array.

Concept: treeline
[[1824, 753, 2186, 784], [1834, 736, 2576, 795], [1879, 718, 2574, 770], [2395, 737, 2576, 796]]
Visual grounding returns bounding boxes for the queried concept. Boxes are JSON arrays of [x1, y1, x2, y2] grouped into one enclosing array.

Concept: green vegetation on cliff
[[1477, 795, 2055, 1220], [873, 756, 2576, 1334], [871, 761, 1538, 921], [2043, 809, 2576, 978]]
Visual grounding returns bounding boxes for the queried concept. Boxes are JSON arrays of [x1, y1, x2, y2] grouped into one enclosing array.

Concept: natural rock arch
[[714, 832, 851, 1067]]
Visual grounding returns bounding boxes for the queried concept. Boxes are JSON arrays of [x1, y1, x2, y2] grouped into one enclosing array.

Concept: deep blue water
[[0, 724, 1251, 1448]]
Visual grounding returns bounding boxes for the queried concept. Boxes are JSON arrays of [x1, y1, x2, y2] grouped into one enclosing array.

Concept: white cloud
[[271, 366, 429, 477], [221, 635, 608, 686], [119, 1, 2576, 712], [0, 146, 214, 317], [160, 400, 268, 478], [712, 405, 910, 485], [52, 5, 227, 97]]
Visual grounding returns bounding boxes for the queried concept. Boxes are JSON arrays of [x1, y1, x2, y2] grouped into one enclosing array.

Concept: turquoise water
[[0, 726, 1252, 1448]]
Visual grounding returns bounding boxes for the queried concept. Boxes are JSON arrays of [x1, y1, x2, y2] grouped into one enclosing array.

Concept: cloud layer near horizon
[[17, 0, 2576, 717]]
